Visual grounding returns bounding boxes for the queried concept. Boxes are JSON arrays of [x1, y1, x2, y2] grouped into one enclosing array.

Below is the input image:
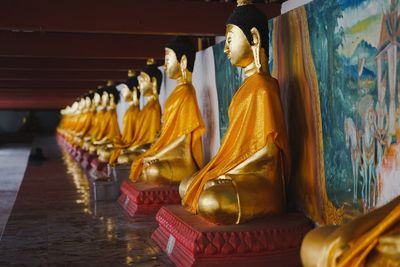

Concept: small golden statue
[[98, 72, 141, 163], [180, 1, 290, 225], [116, 59, 162, 164], [129, 36, 205, 185], [301, 196, 400, 267]]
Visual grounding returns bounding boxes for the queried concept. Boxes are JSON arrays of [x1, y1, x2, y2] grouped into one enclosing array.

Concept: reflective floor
[[0, 136, 173, 266]]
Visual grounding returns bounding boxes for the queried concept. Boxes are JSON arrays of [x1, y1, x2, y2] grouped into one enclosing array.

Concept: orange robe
[[108, 105, 140, 164], [130, 97, 161, 148], [129, 83, 205, 181], [94, 109, 121, 143], [182, 73, 290, 213]]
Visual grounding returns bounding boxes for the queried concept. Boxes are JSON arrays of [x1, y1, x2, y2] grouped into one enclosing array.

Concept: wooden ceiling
[[0, 0, 283, 109]]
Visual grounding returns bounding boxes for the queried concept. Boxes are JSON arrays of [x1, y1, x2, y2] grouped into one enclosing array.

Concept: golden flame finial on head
[[146, 58, 156, 65], [127, 69, 136, 77], [237, 0, 253, 6], [107, 80, 114, 86]]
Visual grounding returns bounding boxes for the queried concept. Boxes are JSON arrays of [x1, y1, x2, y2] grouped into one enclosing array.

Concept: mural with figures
[[213, 42, 243, 140], [306, 0, 400, 215], [211, 0, 399, 223]]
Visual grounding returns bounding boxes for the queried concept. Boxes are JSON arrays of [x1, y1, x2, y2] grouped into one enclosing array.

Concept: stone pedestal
[[81, 152, 95, 170], [152, 205, 312, 267], [118, 180, 181, 217], [93, 180, 120, 201], [90, 157, 107, 173], [74, 148, 85, 162], [108, 163, 131, 183]]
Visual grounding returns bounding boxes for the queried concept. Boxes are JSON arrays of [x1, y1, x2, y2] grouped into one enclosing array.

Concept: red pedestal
[[152, 205, 313, 267], [81, 152, 95, 170], [90, 157, 107, 173], [118, 180, 181, 217]]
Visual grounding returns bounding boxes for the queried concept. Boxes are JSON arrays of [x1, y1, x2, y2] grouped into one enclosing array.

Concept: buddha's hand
[[204, 175, 232, 190], [143, 158, 160, 167]]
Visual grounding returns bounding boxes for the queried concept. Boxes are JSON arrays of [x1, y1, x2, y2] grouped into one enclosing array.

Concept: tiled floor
[[0, 136, 173, 267], [0, 143, 31, 236]]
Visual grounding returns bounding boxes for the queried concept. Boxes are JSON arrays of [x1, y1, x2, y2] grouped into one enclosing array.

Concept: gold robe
[[108, 105, 140, 164], [129, 83, 205, 181], [182, 73, 289, 213], [94, 109, 121, 143], [129, 97, 161, 149]]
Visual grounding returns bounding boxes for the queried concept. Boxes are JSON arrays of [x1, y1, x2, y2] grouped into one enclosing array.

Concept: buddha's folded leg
[[198, 173, 285, 225], [141, 158, 198, 185]]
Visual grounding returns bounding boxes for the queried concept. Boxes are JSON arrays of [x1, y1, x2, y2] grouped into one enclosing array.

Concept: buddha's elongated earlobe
[[151, 77, 158, 98], [180, 55, 188, 84], [250, 27, 262, 73]]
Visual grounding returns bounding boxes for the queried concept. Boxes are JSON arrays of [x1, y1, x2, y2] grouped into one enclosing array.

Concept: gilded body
[[180, 24, 289, 224], [301, 196, 400, 267], [117, 71, 161, 164], [129, 46, 205, 185]]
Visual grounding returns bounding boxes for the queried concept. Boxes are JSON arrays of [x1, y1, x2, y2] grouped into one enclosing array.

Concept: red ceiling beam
[[0, 70, 129, 81], [0, 57, 154, 71], [0, 80, 110, 89], [0, 0, 281, 36], [0, 31, 170, 59], [0, 88, 91, 109]]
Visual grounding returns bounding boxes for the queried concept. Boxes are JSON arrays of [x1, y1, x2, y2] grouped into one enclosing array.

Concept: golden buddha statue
[[117, 59, 162, 164], [91, 87, 121, 154], [180, 2, 289, 225], [301, 196, 400, 267], [82, 90, 102, 152], [129, 37, 205, 185], [72, 95, 93, 147], [99, 71, 141, 164]]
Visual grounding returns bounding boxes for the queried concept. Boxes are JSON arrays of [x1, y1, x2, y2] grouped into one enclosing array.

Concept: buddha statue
[[99, 72, 141, 164], [91, 87, 121, 155], [180, 1, 289, 225], [301, 196, 400, 267], [117, 59, 162, 164], [73, 95, 93, 147], [82, 90, 102, 151], [129, 36, 205, 185]]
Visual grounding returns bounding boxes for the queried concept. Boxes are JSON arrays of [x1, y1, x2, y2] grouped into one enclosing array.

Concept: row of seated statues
[[57, 0, 400, 265]]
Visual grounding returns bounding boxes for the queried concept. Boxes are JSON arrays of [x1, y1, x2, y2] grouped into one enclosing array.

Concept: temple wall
[[112, 0, 399, 225], [0, 110, 59, 133], [269, 0, 400, 224]]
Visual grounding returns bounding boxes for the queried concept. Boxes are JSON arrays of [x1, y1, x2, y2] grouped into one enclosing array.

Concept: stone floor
[[0, 142, 31, 237], [0, 136, 173, 267]]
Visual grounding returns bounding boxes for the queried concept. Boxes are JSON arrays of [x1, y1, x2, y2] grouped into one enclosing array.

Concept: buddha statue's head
[[101, 90, 109, 108], [78, 98, 86, 112], [106, 86, 120, 110], [224, 0, 269, 76], [164, 36, 196, 84], [121, 85, 133, 103], [93, 91, 101, 107], [125, 71, 140, 106], [71, 101, 79, 115], [84, 96, 91, 111], [138, 58, 162, 98]]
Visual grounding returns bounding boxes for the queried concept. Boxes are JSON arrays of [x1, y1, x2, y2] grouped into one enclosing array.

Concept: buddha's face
[[78, 99, 85, 110], [72, 102, 79, 113], [121, 86, 132, 102], [101, 92, 109, 106], [85, 97, 91, 109], [164, 48, 181, 80], [138, 72, 153, 97], [93, 93, 101, 106], [224, 24, 253, 68]]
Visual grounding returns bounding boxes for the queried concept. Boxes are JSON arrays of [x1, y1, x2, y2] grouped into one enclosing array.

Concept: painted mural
[[213, 42, 243, 140], [305, 0, 400, 217], [211, 0, 399, 225]]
